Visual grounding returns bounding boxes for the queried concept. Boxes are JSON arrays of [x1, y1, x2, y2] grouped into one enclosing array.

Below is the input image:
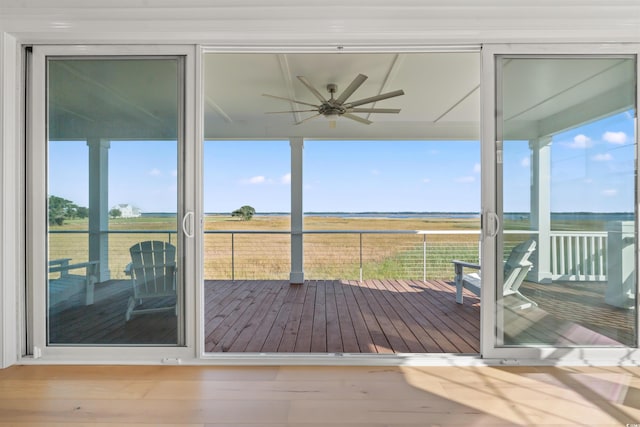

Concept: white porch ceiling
[[203, 52, 481, 140], [48, 52, 634, 142]]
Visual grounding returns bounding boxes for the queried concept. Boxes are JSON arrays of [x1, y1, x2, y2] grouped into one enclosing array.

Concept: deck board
[[333, 279, 360, 353], [277, 284, 307, 352], [294, 280, 317, 352], [47, 278, 631, 353], [347, 279, 395, 353], [325, 281, 344, 353], [310, 280, 328, 352]]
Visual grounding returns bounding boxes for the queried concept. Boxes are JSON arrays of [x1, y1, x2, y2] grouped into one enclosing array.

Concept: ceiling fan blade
[[265, 109, 318, 114], [297, 76, 328, 103], [342, 113, 372, 125], [295, 113, 322, 125], [345, 89, 405, 108], [349, 108, 401, 114], [262, 93, 318, 108], [335, 74, 368, 104]]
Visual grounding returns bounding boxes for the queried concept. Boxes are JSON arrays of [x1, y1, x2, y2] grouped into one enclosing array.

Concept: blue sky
[[48, 110, 635, 214]]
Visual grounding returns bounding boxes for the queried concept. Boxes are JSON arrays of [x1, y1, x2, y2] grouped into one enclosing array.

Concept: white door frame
[[17, 41, 640, 365], [27, 45, 198, 362]]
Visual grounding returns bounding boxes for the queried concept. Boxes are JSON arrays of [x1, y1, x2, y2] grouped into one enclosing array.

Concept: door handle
[[487, 211, 500, 238], [182, 211, 194, 238]]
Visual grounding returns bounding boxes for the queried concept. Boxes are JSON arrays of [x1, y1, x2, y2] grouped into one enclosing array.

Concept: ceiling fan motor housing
[[319, 102, 346, 117]]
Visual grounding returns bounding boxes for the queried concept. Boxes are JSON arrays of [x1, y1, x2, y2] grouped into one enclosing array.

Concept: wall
[[0, 0, 639, 367]]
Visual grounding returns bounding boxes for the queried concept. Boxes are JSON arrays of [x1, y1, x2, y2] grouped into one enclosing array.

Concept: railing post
[[231, 232, 235, 281], [423, 234, 427, 283], [359, 233, 363, 282]]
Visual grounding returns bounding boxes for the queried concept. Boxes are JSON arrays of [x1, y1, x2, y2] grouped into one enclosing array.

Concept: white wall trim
[[1, 1, 639, 46], [0, 32, 21, 369]]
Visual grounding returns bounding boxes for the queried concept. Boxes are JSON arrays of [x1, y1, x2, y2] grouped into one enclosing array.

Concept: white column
[[529, 136, 552, 283], [87, 138, 111, 282], [290, 137, 304, 284], [605, 221, 635, 308]]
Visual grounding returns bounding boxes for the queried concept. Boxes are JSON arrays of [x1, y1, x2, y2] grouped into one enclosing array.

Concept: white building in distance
[[111, 204, 142, 218]]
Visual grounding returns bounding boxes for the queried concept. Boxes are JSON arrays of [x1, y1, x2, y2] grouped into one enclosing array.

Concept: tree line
[[48, 195, 88, 226], [49, 196, 256, 224]]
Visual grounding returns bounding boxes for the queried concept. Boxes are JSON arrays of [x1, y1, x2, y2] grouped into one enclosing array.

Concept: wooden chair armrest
[[451, 260, 480, 270], [49, 260, 99, 274], [452, 259, 480, 304]]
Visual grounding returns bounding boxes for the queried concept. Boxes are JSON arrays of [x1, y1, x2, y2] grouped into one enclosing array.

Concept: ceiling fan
[[263, 73, 404, 126]]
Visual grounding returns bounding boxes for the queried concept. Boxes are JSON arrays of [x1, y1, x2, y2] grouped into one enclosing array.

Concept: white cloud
[[603, 131, 627, 144], [422, 178, 431, 184], [521, 157, 530, 167], [602, 189, 618, 197], [567, 134, 592, 149], [473, 163, 481, 173], [371, 169, 381, 176], [149, 168, 162, 176], [455, 176, 475, 183], [243, 175, 266, 184], [280, 173, 291, 184], [592, 153, 613, 162], [171, 169, 178, 177]]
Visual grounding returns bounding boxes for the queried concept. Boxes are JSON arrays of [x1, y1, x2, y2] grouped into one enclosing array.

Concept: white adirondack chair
[[452, 239, 538, 309], [125, 240, 177, 321]]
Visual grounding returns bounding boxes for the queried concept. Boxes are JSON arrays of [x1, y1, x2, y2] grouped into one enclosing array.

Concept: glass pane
[[499, 57, 637, 347], [47, 58, 182, 345]]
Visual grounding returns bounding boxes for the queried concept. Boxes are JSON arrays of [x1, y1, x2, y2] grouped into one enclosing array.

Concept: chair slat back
[[129, 241, 176, 298], [503, 239, 536, 293]]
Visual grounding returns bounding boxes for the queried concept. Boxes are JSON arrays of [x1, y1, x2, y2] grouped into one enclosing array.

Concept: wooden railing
[[549, 231, 607, 281]]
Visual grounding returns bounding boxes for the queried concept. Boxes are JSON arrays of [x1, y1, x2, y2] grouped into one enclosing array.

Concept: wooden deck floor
[[48, 278, 632, 352], [204, 279, 480, 353]]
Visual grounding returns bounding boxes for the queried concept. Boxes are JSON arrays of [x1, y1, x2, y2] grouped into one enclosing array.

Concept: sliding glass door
[[482, 45, 639, 360], [29, 46, 195, 357]]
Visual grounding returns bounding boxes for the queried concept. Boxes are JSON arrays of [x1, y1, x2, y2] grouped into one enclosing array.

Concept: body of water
[[144, 212, 634, 221]]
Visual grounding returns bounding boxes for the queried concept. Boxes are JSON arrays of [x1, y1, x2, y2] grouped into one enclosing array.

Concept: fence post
[[231, 232, 235, 281], [423, 234, 427, 282], [359, 233, 363, 282]]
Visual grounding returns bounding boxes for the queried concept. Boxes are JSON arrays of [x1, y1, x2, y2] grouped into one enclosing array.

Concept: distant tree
[[109, 208, 122, 218], [231, 205, 256, 221], [76, 206, 89, 219], [48, 195, 87, 226]]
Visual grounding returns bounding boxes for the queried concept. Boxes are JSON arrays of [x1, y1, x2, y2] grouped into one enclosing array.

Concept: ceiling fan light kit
[[263, 73, 404, 126]]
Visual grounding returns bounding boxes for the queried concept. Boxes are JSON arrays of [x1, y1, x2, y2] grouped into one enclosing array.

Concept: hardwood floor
[[1, 364, 640, 425]]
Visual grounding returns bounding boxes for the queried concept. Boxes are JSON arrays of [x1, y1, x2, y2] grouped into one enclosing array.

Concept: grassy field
[[49, 214, 497, 281]]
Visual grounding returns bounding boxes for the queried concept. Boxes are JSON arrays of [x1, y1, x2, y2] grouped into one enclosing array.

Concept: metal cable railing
[[49, 229, 610, 282]]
